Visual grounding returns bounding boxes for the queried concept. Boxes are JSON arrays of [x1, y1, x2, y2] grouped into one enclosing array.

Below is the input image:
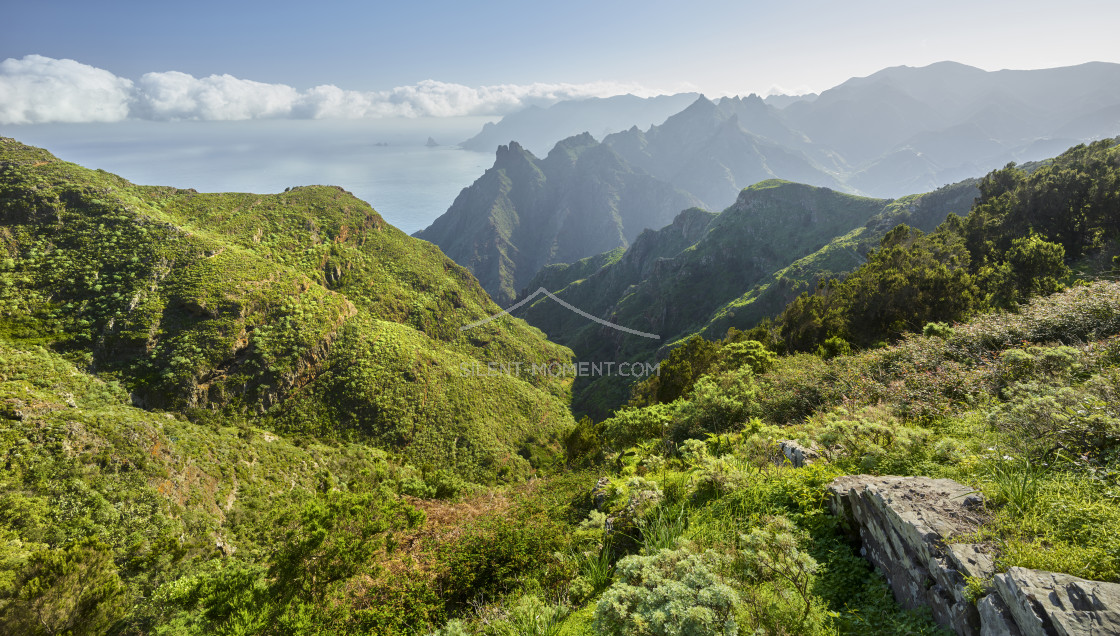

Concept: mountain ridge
[[415, 135, 701, 305]]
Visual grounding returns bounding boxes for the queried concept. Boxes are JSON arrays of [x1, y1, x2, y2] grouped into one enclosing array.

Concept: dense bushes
[[439, 513, 572, 610]]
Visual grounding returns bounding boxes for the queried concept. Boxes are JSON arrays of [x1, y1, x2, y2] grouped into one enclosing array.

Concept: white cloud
[[0, 55, 133, 124], [0, 55, 661, 124], [136, 71, 299, 120]]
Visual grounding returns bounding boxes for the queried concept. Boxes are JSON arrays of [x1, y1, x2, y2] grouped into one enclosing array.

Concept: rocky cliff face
[[828, 475, 990, 634]]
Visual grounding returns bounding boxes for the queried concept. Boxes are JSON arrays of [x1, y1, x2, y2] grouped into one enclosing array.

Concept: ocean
[[1, 117, 497, 235]]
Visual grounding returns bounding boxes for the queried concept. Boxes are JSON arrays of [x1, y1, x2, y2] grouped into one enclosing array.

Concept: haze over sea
[[1, 117, 495, 235]]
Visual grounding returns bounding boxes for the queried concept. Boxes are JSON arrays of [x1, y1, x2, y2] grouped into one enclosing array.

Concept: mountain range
[[426, 61, 1120, 307], [414, 134, 700, 305], [460, 61, 1120, 201], [459, 93, 701, 156]]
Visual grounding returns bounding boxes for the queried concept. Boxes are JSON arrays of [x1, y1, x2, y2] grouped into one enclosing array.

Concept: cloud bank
[[0, 55, 658, 124]]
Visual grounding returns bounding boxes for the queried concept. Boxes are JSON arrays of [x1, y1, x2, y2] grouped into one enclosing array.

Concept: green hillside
[[0, 137, 574, 483], [699, 178, 980, 341], [779, 138, 1120, 352], [517, 178, 975, 417]]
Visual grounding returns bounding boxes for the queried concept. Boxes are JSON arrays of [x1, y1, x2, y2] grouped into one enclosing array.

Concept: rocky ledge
[[827, 475, 1120, 636]]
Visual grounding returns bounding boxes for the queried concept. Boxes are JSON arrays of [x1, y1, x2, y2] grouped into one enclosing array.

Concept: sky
[[3, 0, 1120, 124]]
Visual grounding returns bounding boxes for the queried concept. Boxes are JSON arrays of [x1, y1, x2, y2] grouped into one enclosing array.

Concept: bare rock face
[[828, 475, 990, 635], [993, 567, 1120, 636], [978, 593, 1022, 636]]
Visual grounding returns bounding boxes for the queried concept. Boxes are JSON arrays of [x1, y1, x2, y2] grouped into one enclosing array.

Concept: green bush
[[737, 516, 819, 629], [714, 340, 775, 375], [594, 544, 739, 636], [0, 539, 127, 636], [601, 404, 676, 451], [806, 406, 937, 474], [565, 416, 604, 466], [671, 367, 757, 442], [987, 384, 1120, 463], [816, 336, 851, 360], [439, 513, 571, 610]]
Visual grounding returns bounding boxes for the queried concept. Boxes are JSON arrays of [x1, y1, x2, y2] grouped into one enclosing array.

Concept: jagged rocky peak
[[494, 140, 537, 164], [668, 94, 720, 122]]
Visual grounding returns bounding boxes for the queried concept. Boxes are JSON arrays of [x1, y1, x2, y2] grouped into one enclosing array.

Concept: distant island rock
[[426, 137, 439, 147]]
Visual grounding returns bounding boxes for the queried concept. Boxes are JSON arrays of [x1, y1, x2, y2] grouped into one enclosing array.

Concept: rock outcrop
[[992, 567, 1120, 636], [778, 440, 818, 467], [828, 475, 989, 634], [828, 475, 1120, 636]]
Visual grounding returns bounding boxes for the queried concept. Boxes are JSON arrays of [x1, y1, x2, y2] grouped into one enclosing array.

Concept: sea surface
[[1, 117, 497, 235]]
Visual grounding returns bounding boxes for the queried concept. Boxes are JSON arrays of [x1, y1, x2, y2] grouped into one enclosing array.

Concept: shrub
[[594, 544, 739, 636], [601, 404, 676, 450], [816, 336, 851, 360], [565, 415, 604, 466], [987, 384, 1120, 463], [737, 516, 819, 625], [923, 322, 955, 339], [804, 406, 937, 475], [671, 367, 757, 442], [0, 539, 127, 636], [714, 340, 775, 375], [439, 513, 570, 609]]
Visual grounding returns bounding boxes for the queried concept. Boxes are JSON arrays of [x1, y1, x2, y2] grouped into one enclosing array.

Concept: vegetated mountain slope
[[518, 181, 914, 417], [699, 178, 980, 341], [0, 137, 574, 483], [602, 280, 1120, 605], [0, 332, 451, 633], [602, 96, 845, 211], [778, 137, 1120, 353], [547, 131, 1118, 417], [414, 134, 701, 305], [459, 92, 700, 156]]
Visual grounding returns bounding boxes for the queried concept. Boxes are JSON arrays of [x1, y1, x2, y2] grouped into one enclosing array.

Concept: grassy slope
[[510, 281, 1120, 636], [0, 137, 574, 483], [0, 329, 445, 633]]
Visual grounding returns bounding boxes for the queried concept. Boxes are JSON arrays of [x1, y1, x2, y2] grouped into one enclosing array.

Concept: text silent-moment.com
[[460, 361, 660, 378]]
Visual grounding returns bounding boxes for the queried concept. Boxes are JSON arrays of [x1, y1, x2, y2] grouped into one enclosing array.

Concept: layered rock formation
[[828, 475, 1120, 636]]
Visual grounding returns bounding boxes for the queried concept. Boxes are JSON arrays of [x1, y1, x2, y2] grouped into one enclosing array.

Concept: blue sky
[[4, 0, 1120, 122]]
